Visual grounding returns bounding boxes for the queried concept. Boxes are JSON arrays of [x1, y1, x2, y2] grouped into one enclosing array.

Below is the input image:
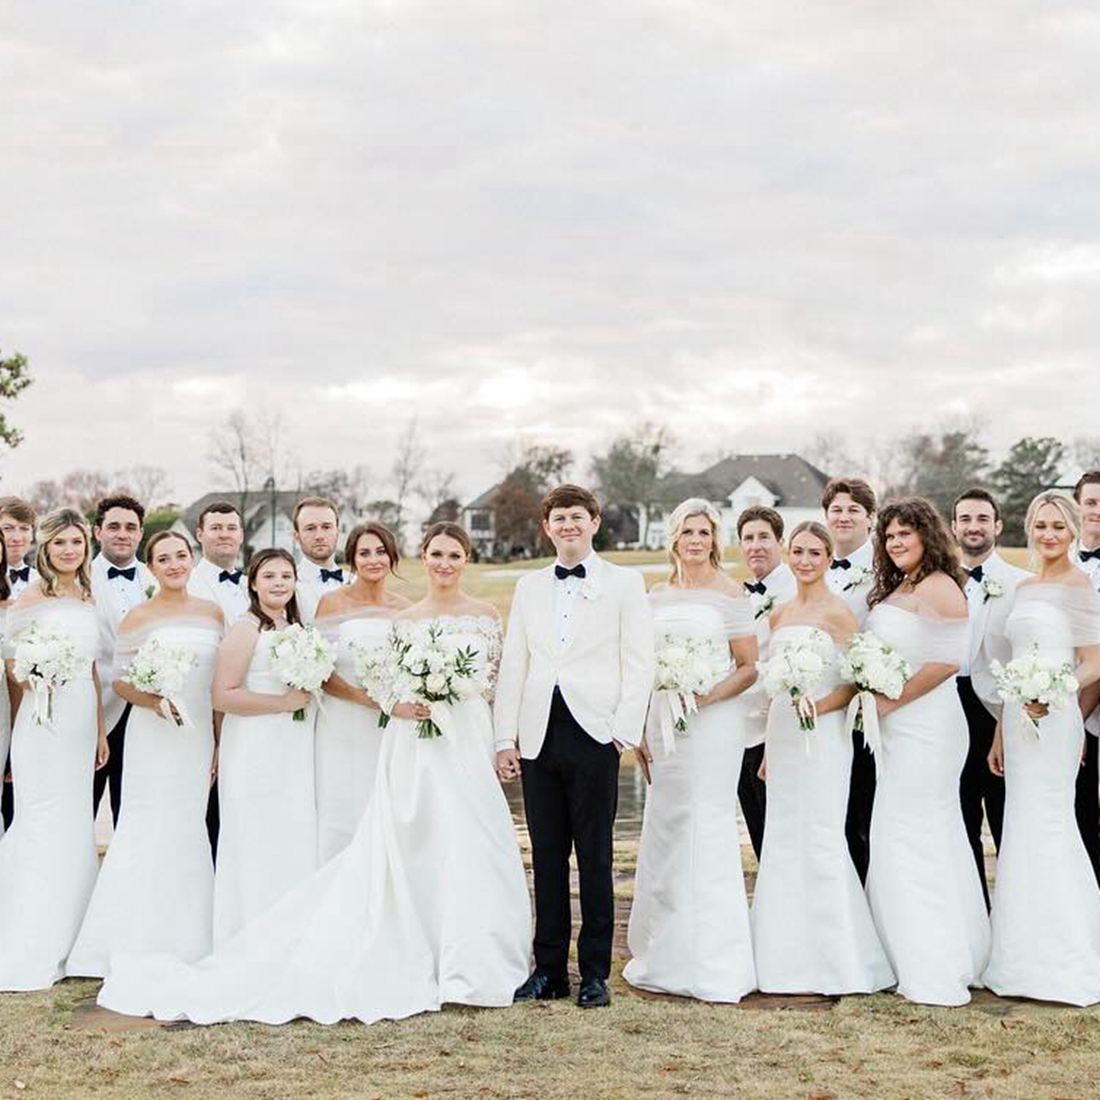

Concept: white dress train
[[751, 626, 895, 995], [98, 615, 531, 1025], [0, 606, 10, 841], [0, 599, 101, 990], [624, 588, 758, 1002], [864, 596, 990, 1006], [67, 619, 221, 977]]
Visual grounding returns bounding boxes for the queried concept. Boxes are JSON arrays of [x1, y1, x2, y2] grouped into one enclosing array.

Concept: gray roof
[[180, 490, 304, 534], [656, 453, 830, 509], [463, 483, 501, 511]]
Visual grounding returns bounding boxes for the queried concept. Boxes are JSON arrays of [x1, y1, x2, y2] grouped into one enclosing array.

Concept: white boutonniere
[[981, 577, 1004, 604], [751, 593, 776, 620], [580, 579, 600, 601], [842, 565, 872, 592]]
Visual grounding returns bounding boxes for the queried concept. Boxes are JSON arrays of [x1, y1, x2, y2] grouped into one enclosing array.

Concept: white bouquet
[[651, 633, 730, 753], [991, 644, 1079, 739], [758, 628, 834, 731], [838, 632, 912, 757], [350, 640, 394, 729], [123, 637, 198, 727], [13, 623, 92, 726], [268, 624, 337, 721], [384, 621, 490, 738]]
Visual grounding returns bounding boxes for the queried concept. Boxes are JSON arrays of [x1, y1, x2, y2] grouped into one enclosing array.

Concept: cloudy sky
[[2, 0, 1098, 507]]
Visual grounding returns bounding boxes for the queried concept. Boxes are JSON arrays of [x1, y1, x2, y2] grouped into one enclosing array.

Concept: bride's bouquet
[[758, 629, 833, 732], [382, 621, 490, 739], [123, 637, 198, 727], [991, 644, 1079, 739], [13, 623, 91, 726], [651, 633, 730, 753], [838, 632, 912, 756], [269, 624, 337, 721], [350, 640, 394, 729]]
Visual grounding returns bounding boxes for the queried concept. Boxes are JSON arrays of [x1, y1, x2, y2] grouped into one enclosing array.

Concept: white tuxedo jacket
[[966, 551, 1030, 718], [493, 556, 655, 758]]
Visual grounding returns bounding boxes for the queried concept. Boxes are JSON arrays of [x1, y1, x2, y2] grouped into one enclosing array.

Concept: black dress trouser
[[521, 688, 619, 982], [844, 730, 876, 884], [1077, 733, 1100, 886], [0, 752, 12, 831], [92, 704, 131, 827], [957, 676, 1004, 908], [737, 745, 766, 860]]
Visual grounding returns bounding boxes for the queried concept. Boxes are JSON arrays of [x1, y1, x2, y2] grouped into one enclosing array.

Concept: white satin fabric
[[751, 626, 894, 994], [0, 606, 9, 841], [0, 599, 100, 990], [98, 616, 531, 1026], [68, 619, 221, 977]]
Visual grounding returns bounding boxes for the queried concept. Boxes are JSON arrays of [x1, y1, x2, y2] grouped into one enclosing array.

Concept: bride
[[98, 522, 532, 1025]]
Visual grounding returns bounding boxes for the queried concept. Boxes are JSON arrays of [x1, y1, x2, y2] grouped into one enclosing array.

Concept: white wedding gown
[[751, 626, 894, 995], [0, 606, 9, 841], [980, 583, 1100, 1005], [314, 608, 395, 865], [98, 615, 532, 1025], [864, 596, 990, 1006], [68, 618, 221, 977], [0, 598, 101, 990], [213, 626, 318, 946], [624, 589, 758, 1002]]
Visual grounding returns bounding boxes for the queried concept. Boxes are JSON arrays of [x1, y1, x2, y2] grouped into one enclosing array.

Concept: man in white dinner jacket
[[952, 486, 1030, 905], [494, 484, 654, 1010]]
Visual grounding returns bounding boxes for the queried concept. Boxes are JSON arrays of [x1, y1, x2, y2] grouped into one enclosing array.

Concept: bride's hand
[[391, 701, 432, 721], [495, 748, 521, 783]]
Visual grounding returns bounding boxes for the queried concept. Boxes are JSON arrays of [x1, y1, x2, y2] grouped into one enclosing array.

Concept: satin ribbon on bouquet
[[653, 689, 698, 756], [844, 690, 883, 765], [27, 676, 55, 727], [1017, 700, 1044, 740], [793, 693, 818, 752], [423, 699, 460, 740]]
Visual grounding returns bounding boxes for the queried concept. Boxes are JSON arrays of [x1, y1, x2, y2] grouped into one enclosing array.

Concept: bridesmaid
[[0, 508, 108, 990], [751, 522, 894, 995], [624, 498, 760, 1002], [863, 498, 990, 1006], [212, 548, 316, 946], [980, 491, 1100, 1005], [68, 532, 224, 976], [0, 534, 11, 839], [315, 523, 410, 865]]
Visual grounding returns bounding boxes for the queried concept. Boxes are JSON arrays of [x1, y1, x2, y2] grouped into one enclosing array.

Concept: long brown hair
[[246, 548, 302, 631], [868, 497, 964, 608]]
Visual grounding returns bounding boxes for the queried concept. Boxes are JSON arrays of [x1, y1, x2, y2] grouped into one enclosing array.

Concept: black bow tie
[[219, 569, 243, 585], [321, 568, 344, 584], [554, 563, 586, 581], [744, 581, 767, 595], [8, 566, 29, 584], [107, 565, 137, 581], [830, 559, 851, 571], [966, 565, 984, 583], [1080, 548, 1100, 563]]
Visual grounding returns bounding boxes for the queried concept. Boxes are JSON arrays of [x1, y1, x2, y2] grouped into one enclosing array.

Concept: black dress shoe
[[513, 973, 571, 1002], [577, 977, 610, 1009]]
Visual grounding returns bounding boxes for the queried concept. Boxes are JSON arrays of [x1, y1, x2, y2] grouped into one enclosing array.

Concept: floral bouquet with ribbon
[[758, 628, 833, 733], [991, 643, 1079, 739], [269, 624, 337, 721], [838, 632, 912, 759], [123, 637, 198, 727], [651, 633, 730, 755], [351, 639, 395, 729], [13, 623, 91, 726]]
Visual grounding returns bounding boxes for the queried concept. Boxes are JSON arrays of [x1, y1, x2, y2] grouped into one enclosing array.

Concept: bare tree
[[207, 411, 263, 517], [123, 465, 170, 507], [27, 478, 64, 514], [418, 469, 459, 520], [803, 431, 857, 478], [303, 465, 372, 521], [1074, 437, 1100, 473], [390, 419, 426, 548]]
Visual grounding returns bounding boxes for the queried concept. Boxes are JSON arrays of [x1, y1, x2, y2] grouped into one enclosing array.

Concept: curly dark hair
[[867, 497, 965, 608]]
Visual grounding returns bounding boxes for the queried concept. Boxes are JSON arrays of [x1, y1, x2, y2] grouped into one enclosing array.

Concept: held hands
[[495, 748, 521, 783], [281, 688, 313, 714], [392, 701, 432, 722]]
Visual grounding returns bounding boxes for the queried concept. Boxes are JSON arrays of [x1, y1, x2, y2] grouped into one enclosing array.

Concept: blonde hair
[[1024, 490, 1080, 565], [35, 508, 93, 598], [789, 520, 834, 558], [666, 498, 724, 583]]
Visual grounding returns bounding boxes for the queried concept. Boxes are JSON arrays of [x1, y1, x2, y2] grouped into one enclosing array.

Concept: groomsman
[[91, 494, 153, 826], [188, 502, 248, 624], [0, 496, 39, 596], [1073, 472, 1100, 882], [736, 506, 796, 860], [495, 484, 654, 1008], [292, 496, 346, 623], [951, 487, 1029, 906], [822, 478, 877, 883]]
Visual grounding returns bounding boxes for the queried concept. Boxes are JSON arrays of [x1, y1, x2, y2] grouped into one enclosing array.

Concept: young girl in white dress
[[68, 532, 224, 976], [0, 508, 109, 990]]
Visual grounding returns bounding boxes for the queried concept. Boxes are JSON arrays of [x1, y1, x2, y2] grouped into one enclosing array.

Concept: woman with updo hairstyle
[[624, 498, 761, 1003], [99, 522, 532, 1027], [69, 532, 224, 977], [861, 497, 990, 1006], [750, 520, 893, 995], [0, 508, 107, 990], [314, 522, 411, 865], [974, 490, 1100, 1005]]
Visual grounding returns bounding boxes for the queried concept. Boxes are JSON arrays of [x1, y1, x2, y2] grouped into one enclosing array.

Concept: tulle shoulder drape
[[878, 592, 969, 666], [314, 605, 398, 647], [113, 617, 224, 669], [649, 588, 754, 639]]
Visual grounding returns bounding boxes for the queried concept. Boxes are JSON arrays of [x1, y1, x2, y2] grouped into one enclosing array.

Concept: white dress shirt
[[188, 557, 249, 625], [750, 561, 798, 605], [825, 539, 874, 627], [295, 558, 348, 624], [7, 562, 39, 599], [552, 551, 599, 649], [1077, 544, 1100, 587], [963, 549, 1030, 686]]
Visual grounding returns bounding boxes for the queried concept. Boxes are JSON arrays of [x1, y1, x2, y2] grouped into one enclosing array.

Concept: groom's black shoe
[[514, 973, 571, 1002], [577, 978, 610, 1009]]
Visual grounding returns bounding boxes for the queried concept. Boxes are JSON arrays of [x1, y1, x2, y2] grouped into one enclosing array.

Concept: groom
[[495, 484, 654, 1009]]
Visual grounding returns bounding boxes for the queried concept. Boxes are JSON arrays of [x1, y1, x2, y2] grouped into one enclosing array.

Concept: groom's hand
[[496, 748, 521, 783]]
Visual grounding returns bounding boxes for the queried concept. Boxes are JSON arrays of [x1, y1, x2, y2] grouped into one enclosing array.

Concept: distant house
[[461, 483, 503, 559], [641, 453, 831, 549]]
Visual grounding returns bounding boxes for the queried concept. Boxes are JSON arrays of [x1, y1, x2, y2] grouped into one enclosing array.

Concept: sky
[[2, 0, 1099, 508]]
